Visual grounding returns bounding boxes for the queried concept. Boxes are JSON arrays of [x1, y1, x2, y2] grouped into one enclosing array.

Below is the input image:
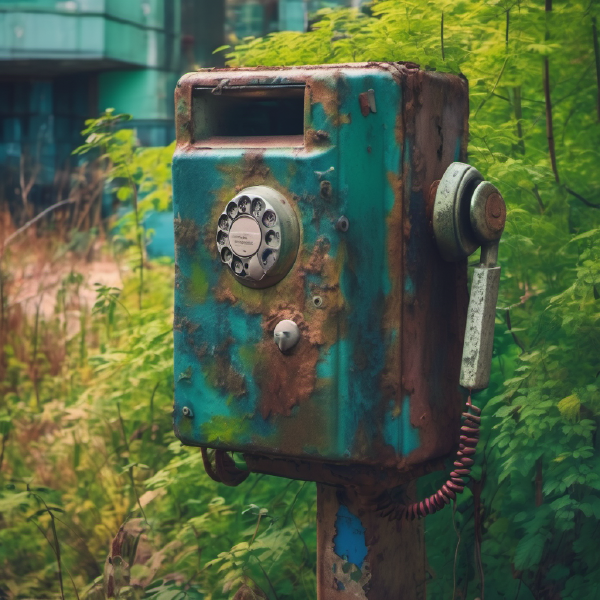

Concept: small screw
[[312, 295, 324, 308], [336, 216, 349, 232], [182, 406, 193, 418], [320, 180, 332, 200]]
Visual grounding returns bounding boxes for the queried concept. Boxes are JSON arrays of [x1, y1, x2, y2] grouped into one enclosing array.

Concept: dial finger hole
[[217, 230, 228, 246], [265, 230, 280, 248], [221, 247, 232, 263], [238, 196, 251, 213], [252, 198, 265, 218], [218, 215, 231, 231], [227, 202, 238, 219], [261, 248, 278, 270], [232, 257, 244, 275], [262, 210, 277, 228]]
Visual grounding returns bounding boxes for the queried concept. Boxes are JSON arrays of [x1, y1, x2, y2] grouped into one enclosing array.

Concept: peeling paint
[[333, 505, 367, 568]]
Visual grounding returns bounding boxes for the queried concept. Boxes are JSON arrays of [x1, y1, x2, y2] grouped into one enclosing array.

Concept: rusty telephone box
[[172, 62, 504, 489]]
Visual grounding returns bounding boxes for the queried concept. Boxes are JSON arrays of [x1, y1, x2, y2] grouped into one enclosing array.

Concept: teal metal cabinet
[[172, 63, 469, 486]]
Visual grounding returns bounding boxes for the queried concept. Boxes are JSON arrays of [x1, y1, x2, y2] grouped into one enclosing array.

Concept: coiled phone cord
[[378, 390, 481, 520]]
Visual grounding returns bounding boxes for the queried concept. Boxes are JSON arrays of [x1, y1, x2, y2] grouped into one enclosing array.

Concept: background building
[[0, 0, 365, 208]]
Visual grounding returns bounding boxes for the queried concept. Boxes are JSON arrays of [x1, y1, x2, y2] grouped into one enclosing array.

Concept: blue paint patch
[[227, 310, 261, 344], [333, 505, 368, 568], [404, 275, 415, 296], [454, 136, 462, 161], [401, 394, 420, 455], [383, 394, 420, 456], [316, 344, 336, 379]]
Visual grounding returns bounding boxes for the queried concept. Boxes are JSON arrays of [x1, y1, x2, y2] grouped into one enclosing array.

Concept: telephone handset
[[216, 186, 300, 289], [433, 162, 506, 390], [386, 162, 507, 520]]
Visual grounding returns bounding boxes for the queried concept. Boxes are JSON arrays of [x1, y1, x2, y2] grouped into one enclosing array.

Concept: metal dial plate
[[216, 186, 300, 289]]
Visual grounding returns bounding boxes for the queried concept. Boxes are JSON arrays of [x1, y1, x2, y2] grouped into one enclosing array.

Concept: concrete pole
[[316, 484, 426, 600]]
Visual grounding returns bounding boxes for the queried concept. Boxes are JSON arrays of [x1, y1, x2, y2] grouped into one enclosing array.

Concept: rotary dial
[[216, 186, 299, 289]]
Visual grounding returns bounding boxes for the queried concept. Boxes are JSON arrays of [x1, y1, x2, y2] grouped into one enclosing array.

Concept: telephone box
[[172, 62, 473, 487]]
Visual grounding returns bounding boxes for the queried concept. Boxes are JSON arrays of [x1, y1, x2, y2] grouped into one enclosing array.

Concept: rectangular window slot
[[192, 84, 305, 148]]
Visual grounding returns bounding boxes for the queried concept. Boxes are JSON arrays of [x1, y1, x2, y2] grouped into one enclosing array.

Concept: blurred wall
[[0, 0, 367, 211], [226, 0, 364, 39], [0, 0, 226, 208]]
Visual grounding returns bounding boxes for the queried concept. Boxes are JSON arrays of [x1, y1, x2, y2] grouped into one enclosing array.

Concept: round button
[[229, 216, 261, 257], [274, 320, 301, 353]]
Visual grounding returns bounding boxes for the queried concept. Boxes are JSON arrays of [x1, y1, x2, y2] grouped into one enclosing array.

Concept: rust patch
[[174, 217, 200, 250], [274, 394, 332, 457], [303, 237, 347, 346], [309, 78, 339, 118], [305, 128, 330, 150], [379, 172, 404, 405], [224, 234, 347, 418], [214, 272, 238, 305], [214, 150, 273, 195], [241, 150, 270, 182], [174, 80, 193, 146], [254, 307, 320, 419], [305, 237, 332, 273], [486, 192, 507, 232], [309, 77, 351, 127], [358, 92, 371, 116], [204, 352, 246, 398], [173, 315, 200, 336]]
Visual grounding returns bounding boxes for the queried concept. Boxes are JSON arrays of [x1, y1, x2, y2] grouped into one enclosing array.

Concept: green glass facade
[[0, 0, 364, 222], [0, 0, 191, 207]]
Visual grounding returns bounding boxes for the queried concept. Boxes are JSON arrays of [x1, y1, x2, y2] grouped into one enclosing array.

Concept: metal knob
[[273, 320, 300, 353]]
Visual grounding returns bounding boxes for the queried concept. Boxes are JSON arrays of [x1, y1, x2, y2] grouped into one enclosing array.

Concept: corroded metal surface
[[172, 62, 469, 481], [316, 483, 425, 599]]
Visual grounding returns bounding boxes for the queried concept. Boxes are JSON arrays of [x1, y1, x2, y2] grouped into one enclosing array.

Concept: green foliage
[[0, 262, 316, 599], [74, 109, 175, 310]]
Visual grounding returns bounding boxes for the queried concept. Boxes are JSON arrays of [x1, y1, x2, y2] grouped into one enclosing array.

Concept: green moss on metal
[[202, 413, 250, 444], [187, 263, 209, 303]]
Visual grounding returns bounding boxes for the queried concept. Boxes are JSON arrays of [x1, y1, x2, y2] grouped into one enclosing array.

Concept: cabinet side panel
[[401, 71, 470, 468]]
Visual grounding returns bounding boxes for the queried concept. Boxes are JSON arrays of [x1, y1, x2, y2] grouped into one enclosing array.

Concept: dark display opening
[[192, 84, 305, 147]]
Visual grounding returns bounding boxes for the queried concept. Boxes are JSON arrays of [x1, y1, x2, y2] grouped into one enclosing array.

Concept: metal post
[[316, 484, 426, 600]]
